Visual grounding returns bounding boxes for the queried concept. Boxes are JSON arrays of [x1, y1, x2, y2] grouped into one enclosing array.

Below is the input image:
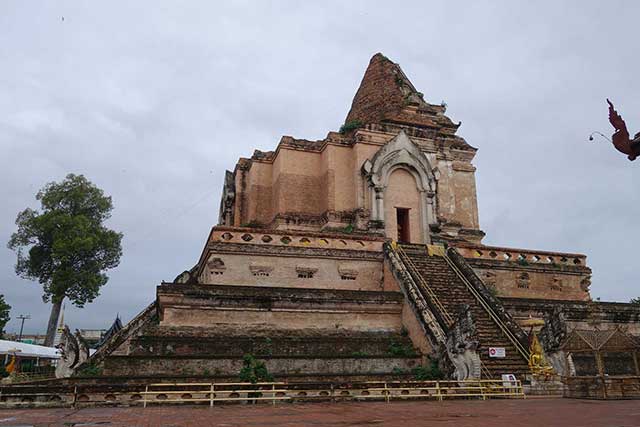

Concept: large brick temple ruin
[[81, 53, 640, 390]]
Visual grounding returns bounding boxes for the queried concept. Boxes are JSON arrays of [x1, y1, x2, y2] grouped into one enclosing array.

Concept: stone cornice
[[193, 226, 386, 279], [239, 125, 477, 168], [455, 242, 587, 258], [466, 258, 591, 276], [158, 283, 402, 304], [210, 225, 386, 241], [204, 242, 384, 261], [501, 297, 640, 323]]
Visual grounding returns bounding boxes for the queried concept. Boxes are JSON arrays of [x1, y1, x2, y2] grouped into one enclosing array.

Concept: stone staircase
[[395, 244, 530, 379]]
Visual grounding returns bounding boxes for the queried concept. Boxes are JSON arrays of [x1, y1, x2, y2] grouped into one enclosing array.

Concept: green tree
[[0, 295, 11, 339], [7, 174, 122, 346], [238, 354, 273, 384], [630, 297, 640, 305]]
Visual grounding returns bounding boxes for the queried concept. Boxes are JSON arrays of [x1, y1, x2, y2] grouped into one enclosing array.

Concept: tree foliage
[[630, 297, 640, 305], [7, 174, 123, 308], [238, 354, 273, 383], [0, 295, 10, 339]]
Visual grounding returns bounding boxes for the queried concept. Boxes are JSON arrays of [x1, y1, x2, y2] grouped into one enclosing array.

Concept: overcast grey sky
[[1, 1, 639, 335]]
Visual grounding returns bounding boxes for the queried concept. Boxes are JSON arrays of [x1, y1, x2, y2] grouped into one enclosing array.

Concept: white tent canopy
[[0, 339, 60, 359]]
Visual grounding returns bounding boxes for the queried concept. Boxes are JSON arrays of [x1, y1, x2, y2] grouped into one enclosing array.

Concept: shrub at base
[[238, 354, 273, 384]]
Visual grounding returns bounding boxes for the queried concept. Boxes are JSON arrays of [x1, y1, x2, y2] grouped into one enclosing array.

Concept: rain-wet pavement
[[0, 398, 639, 426]]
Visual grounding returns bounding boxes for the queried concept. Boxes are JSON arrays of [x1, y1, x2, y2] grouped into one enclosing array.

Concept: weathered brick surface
[[199, 251, 384, 291], [128, 329, 415, 358], [344, 54, 465, 135], [344, 53, 407, 126], [103, 355, 421, 378], [502, 297, 640, 334], [221, 53, 481, 241], [157, 283, 404, 332], [457, 243, 592, 301]]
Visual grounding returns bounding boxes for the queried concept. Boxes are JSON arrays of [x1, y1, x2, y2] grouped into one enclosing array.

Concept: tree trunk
[[44, 298, 63, 347]]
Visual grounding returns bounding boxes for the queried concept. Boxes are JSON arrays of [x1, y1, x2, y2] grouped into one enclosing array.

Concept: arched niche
[[361, 131, 437, 243]]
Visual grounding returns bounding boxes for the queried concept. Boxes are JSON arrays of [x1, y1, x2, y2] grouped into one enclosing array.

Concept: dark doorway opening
[[396, 208, 410, 243]]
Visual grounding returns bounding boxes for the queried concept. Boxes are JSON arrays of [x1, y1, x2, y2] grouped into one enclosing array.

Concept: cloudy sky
[[1, 1, 638, 335]]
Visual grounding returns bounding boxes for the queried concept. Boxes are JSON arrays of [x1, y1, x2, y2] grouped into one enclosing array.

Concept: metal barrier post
[[272, 383, 275, 406], [72, 386, 78, 408], [436, 381, 442, 401], [143, 385, 148, 408], [385, 382, 389, 403], [210, 383, 214, 407]]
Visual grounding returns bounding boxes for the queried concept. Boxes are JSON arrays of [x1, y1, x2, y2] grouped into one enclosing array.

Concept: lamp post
[[17, 314, 31, 342]]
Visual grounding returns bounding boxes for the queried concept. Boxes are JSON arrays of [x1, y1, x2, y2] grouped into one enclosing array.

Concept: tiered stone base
[[103, 329, 422, 378], [93, 283, 423, 381]]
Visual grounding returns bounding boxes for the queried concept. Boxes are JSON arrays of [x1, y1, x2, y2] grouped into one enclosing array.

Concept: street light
[[588, 131, 611, 143], [17, 314, 31, 342]]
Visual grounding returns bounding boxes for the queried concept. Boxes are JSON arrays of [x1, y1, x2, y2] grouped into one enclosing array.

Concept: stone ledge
[[202, 242, 384, 263], [211, 225, 386, 241], [128, 331, 416, 358], [103, 355, 422, 377], [466, 258, 591, 275], [501, 297, 640, 323], [158, 283, 403, 303], [456, 242, 588, 270], [156, 283, 405, 332], [43, 372, 421, 386], [136, 326, 407, 339], [105, 354, 420, 360]]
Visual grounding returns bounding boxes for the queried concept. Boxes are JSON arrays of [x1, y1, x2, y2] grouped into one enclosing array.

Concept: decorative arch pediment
[[362, 130, 438, 243], [362, 131, 435, 193]]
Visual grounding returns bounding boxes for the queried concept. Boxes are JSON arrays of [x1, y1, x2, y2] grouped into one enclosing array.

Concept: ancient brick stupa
[[87, 53, 640, 383]]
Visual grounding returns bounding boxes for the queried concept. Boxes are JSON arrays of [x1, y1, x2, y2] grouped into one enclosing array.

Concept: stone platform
[[88, 283, 423, 381]]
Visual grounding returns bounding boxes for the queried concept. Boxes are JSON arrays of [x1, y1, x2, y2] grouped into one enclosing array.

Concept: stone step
[[128, 330, 418, 358], [102, 355, 425, 378], [398, 247, 530, 378]]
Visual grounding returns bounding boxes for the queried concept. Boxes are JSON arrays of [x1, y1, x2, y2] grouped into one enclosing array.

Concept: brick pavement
[[0, 398, 639, 427]]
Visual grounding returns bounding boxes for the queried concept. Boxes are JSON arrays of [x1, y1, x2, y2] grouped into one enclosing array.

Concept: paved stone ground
[[0, 398, 639, 427]]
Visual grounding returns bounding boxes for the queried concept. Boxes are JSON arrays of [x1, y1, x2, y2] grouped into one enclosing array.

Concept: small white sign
[[502, 374, 517, 388], [489, 347, 506, 358]]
